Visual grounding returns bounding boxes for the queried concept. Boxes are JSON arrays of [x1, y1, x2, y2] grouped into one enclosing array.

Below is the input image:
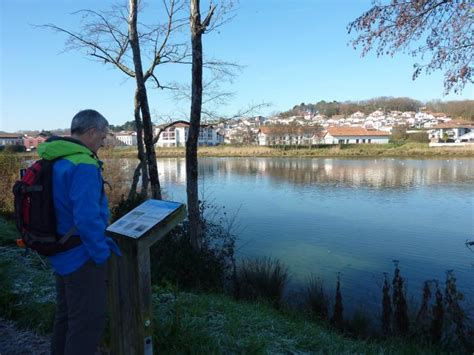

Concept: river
[[123, 157, 474, 313]]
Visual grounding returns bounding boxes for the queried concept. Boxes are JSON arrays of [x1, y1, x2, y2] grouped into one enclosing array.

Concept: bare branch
[[144, 0, 177, 81], [74, 9, 126, 50], [42, 1, 191, 91], [40, 23, 136, 77], [203, 101, 271, 122], [203, 0, 236, 33], [348, 0, 473, 93], [201, 4, 216, 33]]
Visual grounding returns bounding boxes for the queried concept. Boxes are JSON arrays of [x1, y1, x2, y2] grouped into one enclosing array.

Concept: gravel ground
[[0, 317, 51, 355]]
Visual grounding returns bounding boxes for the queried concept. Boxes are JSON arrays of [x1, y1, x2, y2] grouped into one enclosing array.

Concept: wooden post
[[106, 202, 186, 354]]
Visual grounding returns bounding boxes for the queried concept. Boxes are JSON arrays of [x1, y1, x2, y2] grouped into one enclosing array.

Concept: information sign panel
[[106, 199, 182, 239]]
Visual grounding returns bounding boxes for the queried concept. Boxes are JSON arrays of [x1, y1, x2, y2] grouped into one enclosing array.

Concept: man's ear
[[85, 128, 96, 137]]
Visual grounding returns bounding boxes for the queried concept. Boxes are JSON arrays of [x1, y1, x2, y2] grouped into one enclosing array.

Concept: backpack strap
[[58, 226, 77, 245], [24, 186, 43, 192]]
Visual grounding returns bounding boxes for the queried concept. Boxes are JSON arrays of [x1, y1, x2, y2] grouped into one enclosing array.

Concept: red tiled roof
[[172, 122, 190, 128], [0, 133, 23, 138], [433, 120, 474, 129], [325, 127, 390, 137]]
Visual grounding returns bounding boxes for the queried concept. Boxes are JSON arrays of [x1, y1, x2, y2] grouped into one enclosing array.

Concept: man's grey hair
[[71, 109, 109, 135]]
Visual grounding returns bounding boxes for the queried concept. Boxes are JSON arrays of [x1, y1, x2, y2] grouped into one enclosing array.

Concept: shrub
[[407, 132, 429, 143], [110, 193, 146, 223], [112, 194, 236, 293], [417, 280, 432, 322], [0, 153, 21, 217], [100, 147, 135, 208], [150, 221, 235, 292], [0, 216, 18, 246], [392, 261, 409, 335], [0, 260, 16, 316], [3, 145, 26, 153], [331, 274, 344, 329], [234, 257, 289, 309], [431, 281, 444, 343], [381, 273, 392, 335], [390, 125, 408, 142], [304, 274, 329, 320], [413, 280, 433, 337], [345, 309, 372, 339], [444, 270, 468, 348], [150, 200, 236, 293]]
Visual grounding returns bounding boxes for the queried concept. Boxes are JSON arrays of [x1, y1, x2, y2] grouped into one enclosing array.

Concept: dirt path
[[0, 317, 50, 355]]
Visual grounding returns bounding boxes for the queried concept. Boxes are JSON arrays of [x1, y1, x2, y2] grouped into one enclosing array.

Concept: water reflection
[[143, 157, 474, 189]]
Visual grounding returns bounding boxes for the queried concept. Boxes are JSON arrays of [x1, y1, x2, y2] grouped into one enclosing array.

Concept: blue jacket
[[38, 137, 120, 275]]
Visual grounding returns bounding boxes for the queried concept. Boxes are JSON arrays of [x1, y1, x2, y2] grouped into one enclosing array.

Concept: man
[[37, 109, 120, 355]]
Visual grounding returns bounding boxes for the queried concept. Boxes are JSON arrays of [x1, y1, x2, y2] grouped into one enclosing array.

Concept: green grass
[[0, 247, 56, 334], [0, 215, 18, 246], [110, 142, 474, 158], [153, 288, 447, 354], [0, 216, 56, 334]]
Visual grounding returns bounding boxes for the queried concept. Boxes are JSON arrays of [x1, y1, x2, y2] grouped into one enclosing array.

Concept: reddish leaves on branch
[[348, 0, 473, 94]]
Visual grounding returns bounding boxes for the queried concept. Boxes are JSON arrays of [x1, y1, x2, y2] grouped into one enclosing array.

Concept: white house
[[155, 121, 223, 147], [369, 110, 385, 118], [350, 111, 366, 119], [428, 121, 474, 142], [225, 126, 258, 144], [114, 131, 137, 146], [324, 127, 390, 144], [257, 126, 323, 146], [0, 133, 23, 146], [456, 131, 474, 143], [0, 133, 47, 151]]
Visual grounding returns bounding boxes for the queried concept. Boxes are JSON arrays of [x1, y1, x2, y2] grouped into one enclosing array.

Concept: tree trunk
[[130, 88, 149, 199], [187, 0, 209, 250], [129, 0, 162, 200]]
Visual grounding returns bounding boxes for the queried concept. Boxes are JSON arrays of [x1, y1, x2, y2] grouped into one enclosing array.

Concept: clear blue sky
[[1, 0, 472, 132]]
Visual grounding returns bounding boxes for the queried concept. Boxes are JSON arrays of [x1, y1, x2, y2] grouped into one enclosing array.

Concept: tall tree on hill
[[426, 99, 474, 121], [348, 0, 473, 94]]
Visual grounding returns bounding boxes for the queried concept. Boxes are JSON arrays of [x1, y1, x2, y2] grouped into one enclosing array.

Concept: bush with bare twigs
[[234, 257, 289, 309], [0, 153, 22, 217]]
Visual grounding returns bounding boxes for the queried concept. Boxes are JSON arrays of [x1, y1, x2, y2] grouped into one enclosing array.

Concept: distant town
[[2, 108, 474, 152]]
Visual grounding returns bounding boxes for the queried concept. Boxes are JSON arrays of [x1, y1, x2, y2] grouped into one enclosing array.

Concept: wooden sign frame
[[106, 199, 186, 354]]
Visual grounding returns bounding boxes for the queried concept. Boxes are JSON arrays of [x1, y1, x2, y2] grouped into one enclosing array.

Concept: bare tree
[[187, 0, 216, 250], [43, 0, 190, 199], [348, 0, 473, 94], [128, 0, 161, 199]]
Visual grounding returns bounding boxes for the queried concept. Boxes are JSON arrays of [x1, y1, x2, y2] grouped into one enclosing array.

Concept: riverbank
[[15, 142, 474, 160], [0, 215, 457, 354], [111, 142, 474, 158]]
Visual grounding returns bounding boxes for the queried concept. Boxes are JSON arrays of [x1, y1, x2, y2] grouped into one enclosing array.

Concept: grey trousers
[[51, 260, 107, 355]]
